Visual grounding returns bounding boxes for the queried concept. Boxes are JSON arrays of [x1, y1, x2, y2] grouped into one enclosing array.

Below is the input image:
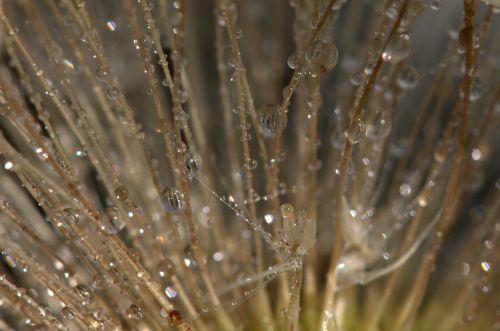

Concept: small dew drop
[[107, 267, 122, 285], [348, 119, 366, 144], [114, 185, 129, 201], [306, 41, 339, 74], [162, 187, 184, 212], [185, 151, 201, 178], [62, 208, 80, 226], [257, 104, 280, 137], [430, 0, 440, 10], [480, 261, 491, 273], [157, 258, 175, 278], [244, 159, 258, 170], [102, 206, 126, 234], [127, 304, 143, 320], [75, 284, 93, 306], [383, 33, 410, 62], [96, 66, 109, 83], [264, 214, 274, 224], [164, 286, 178, 299], [61, 307, 76, 320], [155, 118, 170, 134], [280, 203, 294, 220], [106, 20, 117, 31], [287, 54, 298, 69], [397, 65, 420, 90]]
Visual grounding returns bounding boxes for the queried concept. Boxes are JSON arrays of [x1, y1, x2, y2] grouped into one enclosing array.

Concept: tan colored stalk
[[393, 1, 477, 329], [319, 1, 410, 329]]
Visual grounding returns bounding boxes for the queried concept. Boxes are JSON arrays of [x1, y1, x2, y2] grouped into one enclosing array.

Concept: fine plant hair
[[0, 0, 498, 330]]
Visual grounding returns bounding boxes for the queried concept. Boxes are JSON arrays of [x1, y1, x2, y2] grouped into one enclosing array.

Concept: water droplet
[[36, 69, 43, 76], [258, 104, 280, 137], [366, 110, 392, 140], [106, 87, 118, 100], [383, 33, 410, 62], [162, 187, 184, 212], [62, 208, 80, 226], [157, 258, 175, 278], [106, 20, 117, 31], [164, 286, 178, 299], [430, 0, 440, 10], [155, 118, 170, 134], [397, 65, 419, 90], [178, 90, 188, 104], [96, 66, 109, 83], [480, 261, 491, 272], [264, 214, 274, 224], [287, 54, 298, 69], [8, 26, 18, 36], [235, 29, 243, 39], [102, 207, 126, 234], [399, 183, 412, 197], [280, 203, 294, 219], [61, 307, 76, 320], [114, 185, 129, 201], [244, 159, 258, 170], [75, 284, 93, 305], [127, 304, 143, 320], [306, 41, 339, 74], [107, 267, 122, 284], [185, 152, 201, 178], [348, 119, 366, 144], [460, 78, 484, 101]]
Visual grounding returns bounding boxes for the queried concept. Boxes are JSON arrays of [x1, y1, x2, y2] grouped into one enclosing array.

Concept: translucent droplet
[[350, 71, 362, 86], [366, 110, 392, 140], [244, 159, 258, 170], [280, 203, 294, 220], [127, 304, 143, 320], [480, 261, 491, 272], [102, 207, 126, 234], [106, 20, 117, 31], [62, 208, 80, 226], [164, 286, 178, 299], [397, 65, 419, 90], [61, 307, 76, 320], [155, 118, 170, 134], [75, 284, 93, 306], [383, 33, 410, 62], [287, 54, 298, 69], [306, 41, 339, 74], [107, 267, 122, 284], [430, 0, 440, 10], [36, 70, 44, 76], [178, 90, 188, 104], [114, 185, 129, 201], [106, 87, 118, 100], [399, 183, 412, 197], [157, 258, 175, 278], [185, 152, 201, 177], [257, 104, 280, 137], [8, 27, 18, 36], [460, 79, 483, 101], [162, 187, 184, 212], [348, 119, 366, 144], [235, 29, 243, 39], [96, 66, 109, 83]]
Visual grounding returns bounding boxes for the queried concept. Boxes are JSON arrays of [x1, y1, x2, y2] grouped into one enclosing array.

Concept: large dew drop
[[162, 187, 184, 212], [258, 104, 281, 137], [306, 40, 339, 75]]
